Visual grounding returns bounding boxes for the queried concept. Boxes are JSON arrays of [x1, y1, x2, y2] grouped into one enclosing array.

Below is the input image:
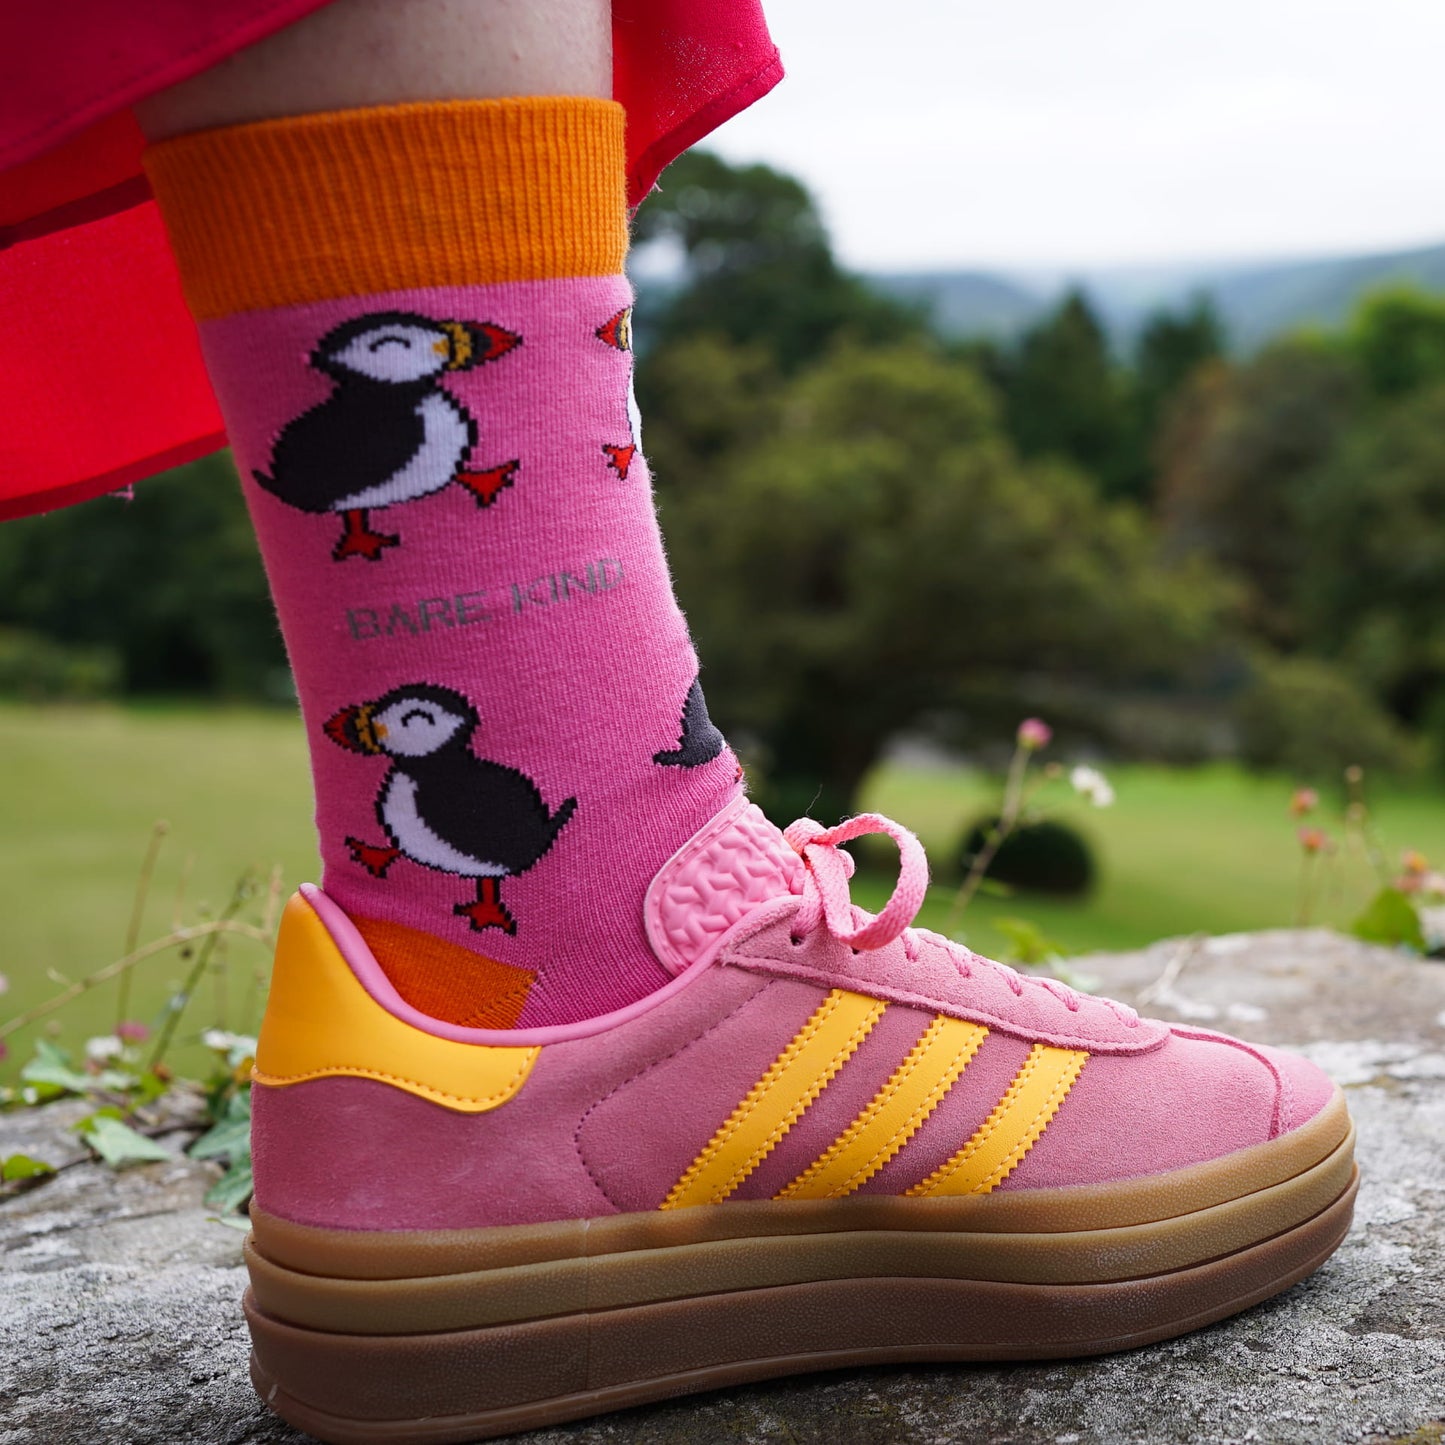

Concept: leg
[[141, 0, 743, 1027], [135, 0, 611, 136]]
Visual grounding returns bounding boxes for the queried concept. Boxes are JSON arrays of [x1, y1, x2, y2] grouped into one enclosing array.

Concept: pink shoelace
[[782, 813, 1138, 1023]]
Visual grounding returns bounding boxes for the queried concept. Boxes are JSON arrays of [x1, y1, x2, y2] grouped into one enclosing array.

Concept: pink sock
[[145, 99, 741, 1026]]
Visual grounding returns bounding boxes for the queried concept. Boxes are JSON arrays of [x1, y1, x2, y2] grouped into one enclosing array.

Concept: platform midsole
[[245, 1173, 1357, 1437], [247, 1120, 1354, 1335]]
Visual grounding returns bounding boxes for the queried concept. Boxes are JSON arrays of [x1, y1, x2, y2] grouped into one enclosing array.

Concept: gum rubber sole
[[245, 1124, 1356, 1334], [245, 1164, 1357, 1444]]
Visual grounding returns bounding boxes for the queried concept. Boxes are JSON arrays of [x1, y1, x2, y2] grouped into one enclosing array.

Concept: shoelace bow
[[782, 813, 1138, 1023]]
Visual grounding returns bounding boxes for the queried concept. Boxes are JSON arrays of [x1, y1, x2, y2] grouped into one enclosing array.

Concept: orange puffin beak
[[440, 320, 521, 371], [324, 702, 385, 753]]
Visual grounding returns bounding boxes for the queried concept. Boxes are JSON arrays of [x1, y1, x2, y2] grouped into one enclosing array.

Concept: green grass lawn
[[3, 702, 1441, 1078], [860, 761, 1445, 956]]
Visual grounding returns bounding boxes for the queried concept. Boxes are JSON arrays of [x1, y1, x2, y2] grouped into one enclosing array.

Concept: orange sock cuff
[[144, 97, 628, 320]]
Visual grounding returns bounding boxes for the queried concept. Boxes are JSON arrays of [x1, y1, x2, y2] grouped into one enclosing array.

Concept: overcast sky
[[707, 0, 1445, 272]]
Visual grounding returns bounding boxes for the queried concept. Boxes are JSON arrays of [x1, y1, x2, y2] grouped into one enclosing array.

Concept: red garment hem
[[628, 48, 784, 209], [0, 431, 226, 522]]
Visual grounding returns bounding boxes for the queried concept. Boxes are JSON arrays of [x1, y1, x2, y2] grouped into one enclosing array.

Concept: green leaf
[[1350, 887, 1427, 952], [20, 1040, 91, 1095], [2, 1153, 56, 1182], [993, 915, 1064, 966], [206, 1213, 252, 1233], [204, 1157, 254, 1214], [80, 1116, 174, 1167], [189, 1116, 251, 1162], [71, 1105, 126, 1133]]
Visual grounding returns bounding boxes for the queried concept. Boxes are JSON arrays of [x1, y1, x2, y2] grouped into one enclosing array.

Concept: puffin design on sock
[[653, 676, 727, 767], [253, 311, 522, 561], [324, 683, 576, 934], [596, 306, 640, 480]]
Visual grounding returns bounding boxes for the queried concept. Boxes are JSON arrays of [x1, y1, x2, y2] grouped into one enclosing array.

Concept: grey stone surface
[[2, 930, 1442, 1445]]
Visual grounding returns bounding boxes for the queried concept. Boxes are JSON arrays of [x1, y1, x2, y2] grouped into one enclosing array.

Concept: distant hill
[[870, 271, 1041, 342], [873, 240, 1445, 352]]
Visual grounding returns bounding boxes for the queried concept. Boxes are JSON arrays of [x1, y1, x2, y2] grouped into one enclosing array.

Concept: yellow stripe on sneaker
[[775, 1015, 990, 1200], [660, 990, 887, 1211], [905, 1043, 1088, 1197]]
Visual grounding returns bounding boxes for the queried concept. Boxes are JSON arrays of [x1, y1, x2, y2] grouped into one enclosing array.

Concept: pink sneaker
[[243, 799, 1356, 1443]]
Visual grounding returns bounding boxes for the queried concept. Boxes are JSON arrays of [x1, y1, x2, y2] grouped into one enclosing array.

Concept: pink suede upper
[[251, 808, 1338, 1232]]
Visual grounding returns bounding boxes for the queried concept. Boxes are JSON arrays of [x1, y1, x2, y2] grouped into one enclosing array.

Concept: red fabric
[[0, 0, 780, 521]]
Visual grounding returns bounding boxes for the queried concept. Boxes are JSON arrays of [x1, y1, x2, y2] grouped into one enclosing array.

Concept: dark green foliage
[[0, 453, 287, 698], [1348, 287, 1445, 400], [956, 816, 1097, 897], [635, 151, 926, 371], [0, 629, 120, 700], [997, 291, 1135, 495], [646, 335, 1230, 819], [1293, 383, 1445, 721], [1158, 339, 1363, 647], [1234, 655, 1412, 779]]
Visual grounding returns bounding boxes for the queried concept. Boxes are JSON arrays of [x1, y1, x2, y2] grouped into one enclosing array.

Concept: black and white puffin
[[324, 683, 577, 934], [254, 311, 521, 561], [596, 306, 641, 479]]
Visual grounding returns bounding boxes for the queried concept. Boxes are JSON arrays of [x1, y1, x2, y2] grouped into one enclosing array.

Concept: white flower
[[85, 1034, 126, 1063], [203, 1029, 257, 1064], [1070, 765, 1115, 808]]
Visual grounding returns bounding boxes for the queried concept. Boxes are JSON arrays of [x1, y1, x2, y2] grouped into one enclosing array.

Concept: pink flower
[[1288, 788, 1319, 818], [1297, 826, 1333, 855], [1016, 718, 1052, 751], [115, 1020, 150, 1044]]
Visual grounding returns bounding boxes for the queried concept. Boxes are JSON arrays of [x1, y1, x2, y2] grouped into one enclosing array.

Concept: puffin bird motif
[[596, 306, 641, 480], [324, 683, 577, 934], [254, 311, 521, 561]]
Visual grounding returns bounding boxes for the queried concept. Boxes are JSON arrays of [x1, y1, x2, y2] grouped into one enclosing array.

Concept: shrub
[[1234, 655, 1413, 779], [0, 629, 121, 701], [955, 815, 1096, 897]]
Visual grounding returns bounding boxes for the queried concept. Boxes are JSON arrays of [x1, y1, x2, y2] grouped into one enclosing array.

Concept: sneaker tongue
[[644, 796, 804, 975]]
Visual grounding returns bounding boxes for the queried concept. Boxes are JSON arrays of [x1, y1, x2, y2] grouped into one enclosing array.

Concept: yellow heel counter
[[253, 893, 539, 1113]]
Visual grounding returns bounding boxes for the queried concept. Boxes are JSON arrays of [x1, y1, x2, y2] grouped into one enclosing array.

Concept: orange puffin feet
[[333, 509, 400, 562], [454, 460, 519, 507], [454, 877, 517, 934], [602, 443, 636, 479], [346, 837, 401, 877]]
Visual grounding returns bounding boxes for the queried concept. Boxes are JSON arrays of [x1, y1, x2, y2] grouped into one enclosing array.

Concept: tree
[[653, 340, 1230, 822], [634, 151, 925, 372], [996, 291, 1136, 498], [1293, 382, 1445, 724], [1128, 295, 1224, 499], [0, 454, 286, 697], [1346, 286, 1445, 401], [1156, 338, 1362, 647]]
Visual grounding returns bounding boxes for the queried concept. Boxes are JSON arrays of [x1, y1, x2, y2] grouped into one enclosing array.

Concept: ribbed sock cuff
[[144, 97, 627, 319]]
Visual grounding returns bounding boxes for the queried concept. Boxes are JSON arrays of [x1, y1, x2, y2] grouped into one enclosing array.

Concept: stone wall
[[2, 930, 1442, 1445]]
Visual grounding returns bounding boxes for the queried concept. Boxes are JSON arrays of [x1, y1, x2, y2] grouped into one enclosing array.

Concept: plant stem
[[1295, 852, 1317, 927], [0, 921, 270, 1043], [147, 875, 257, 1074], [116, 821, 168, 1031], [946, 741, 1032, 930]]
